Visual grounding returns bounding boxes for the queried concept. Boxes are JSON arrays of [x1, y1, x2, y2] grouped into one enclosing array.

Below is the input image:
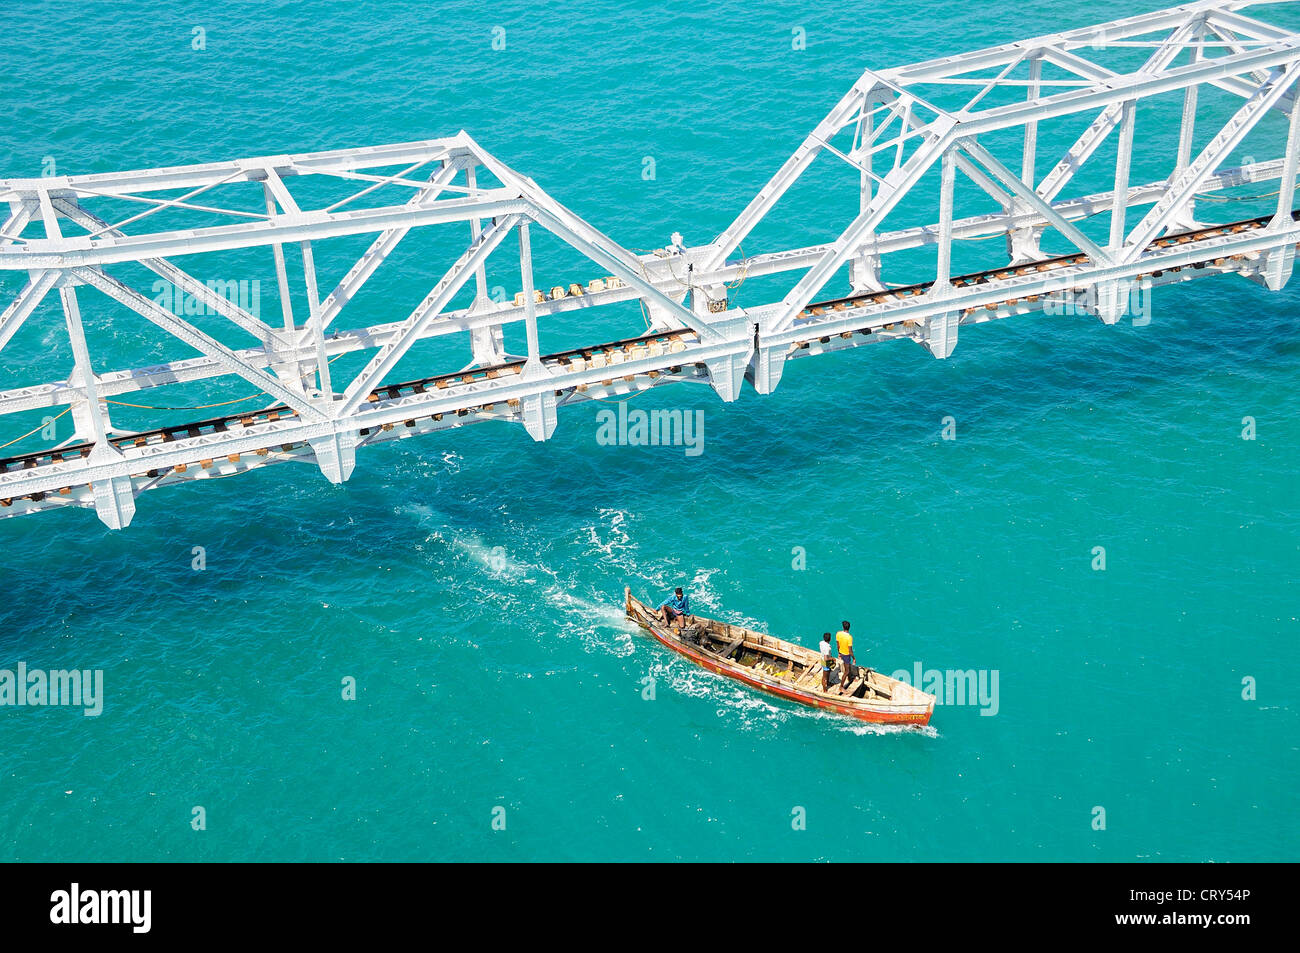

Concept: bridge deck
[[4, 1, 1298, 526], [1, 210, 1293, 519]]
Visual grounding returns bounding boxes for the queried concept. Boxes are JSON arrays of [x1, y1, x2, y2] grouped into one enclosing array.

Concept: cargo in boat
[[625, 588, 934, 725]]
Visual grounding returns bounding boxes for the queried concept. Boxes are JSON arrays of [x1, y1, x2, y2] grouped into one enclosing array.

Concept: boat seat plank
[[793, 661, 822, 687], [862, 671, 891, 699], [717, 636, 745, 660]]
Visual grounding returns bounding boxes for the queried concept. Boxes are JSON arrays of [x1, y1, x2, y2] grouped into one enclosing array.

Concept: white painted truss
[[2, 0, 1299, 527]]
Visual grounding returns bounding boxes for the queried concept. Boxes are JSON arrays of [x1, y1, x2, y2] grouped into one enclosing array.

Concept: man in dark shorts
[[657, 587, 692, 628], [835, 620, 855, 694]]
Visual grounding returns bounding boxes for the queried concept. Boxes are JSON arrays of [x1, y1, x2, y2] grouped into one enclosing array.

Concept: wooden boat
[[625, 589, 935, 725]]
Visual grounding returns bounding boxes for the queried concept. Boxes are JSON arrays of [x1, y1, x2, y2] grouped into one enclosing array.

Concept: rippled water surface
[[0, 0, 1297, 860]]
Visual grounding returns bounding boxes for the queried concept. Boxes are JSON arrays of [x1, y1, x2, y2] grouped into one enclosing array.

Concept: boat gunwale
[[623, 589, 934, 723]]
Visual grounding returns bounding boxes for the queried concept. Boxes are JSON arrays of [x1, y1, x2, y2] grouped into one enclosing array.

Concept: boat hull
[[627, 591, 933, 726]]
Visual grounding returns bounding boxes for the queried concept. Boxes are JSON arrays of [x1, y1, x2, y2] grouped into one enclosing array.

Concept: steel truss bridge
[[2, 0, 1299, 528]]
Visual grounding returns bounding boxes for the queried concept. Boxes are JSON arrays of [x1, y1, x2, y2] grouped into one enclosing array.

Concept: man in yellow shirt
[[835, 621, 855, 695]]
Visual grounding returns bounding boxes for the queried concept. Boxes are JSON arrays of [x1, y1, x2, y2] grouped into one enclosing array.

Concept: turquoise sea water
[[1, 0, 1297, 861]]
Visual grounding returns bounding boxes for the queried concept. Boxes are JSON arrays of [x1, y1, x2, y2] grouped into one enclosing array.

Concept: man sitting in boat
[[835, 621, 855, 694], [657, 587, 692, 628]]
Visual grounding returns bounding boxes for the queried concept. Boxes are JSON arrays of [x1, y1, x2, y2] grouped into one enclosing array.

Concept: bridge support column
[[920, 310, 961, 359], [521, 388, 558, 441], [1089, 280, 1136, 326], [1254, 242, 1296, 291], [748, 344, 788, 395], [703, 314, 754, 403], [90, 472, 137, 530], [310, 430, 359, 484], [705, 352, 749, 402]]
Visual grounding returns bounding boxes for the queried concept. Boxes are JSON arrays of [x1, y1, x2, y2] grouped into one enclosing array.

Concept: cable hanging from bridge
[[5, 0, 1300, 529], [0, 404, 76, 451]]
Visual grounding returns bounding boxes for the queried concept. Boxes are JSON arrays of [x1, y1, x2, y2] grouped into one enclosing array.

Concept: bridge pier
[[919, 310, 961, 359], [521, 388, 558, 441], [1088, 279, 1137, 326], [702, 314, 754, 403], [1252, 242, 1296, 291], [310, 430, 359, 484], [748, 344, 788, 395], [705, 351, 749, 403], [90, 470, 137, 530]]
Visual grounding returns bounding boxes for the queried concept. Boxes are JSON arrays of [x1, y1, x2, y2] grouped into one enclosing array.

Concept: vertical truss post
[[850, 94, 885, 293], [299, 239, 334, 403], [518, 222, 542, 372], [466, 164, 505, 365], [921, 147, 960, 358], [1109, 101, 1138, 253], [934, 147, 956, 292], [516, 221, 556, 441], [1008, 54, 1044, 264], [1095, 100, 1139, 324], [59, 283, 136, 529], [35, 194, 133, 528], [466, 166, 490, 306], [1272, 82, 1300, 229], [1260, 83, 1300, 289], [1172, 26, 1204, 230], [307, 229, 357, 487], [263, 183, 305, 389], [60, 287, 113, 449]]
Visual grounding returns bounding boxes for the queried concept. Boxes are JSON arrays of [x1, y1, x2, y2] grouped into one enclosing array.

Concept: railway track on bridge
[[2, 0, 1297, 526]]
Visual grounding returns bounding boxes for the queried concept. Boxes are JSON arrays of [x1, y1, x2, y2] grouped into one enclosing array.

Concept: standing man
[[657, 587, 692, 628], [835, 620, 855, 695], [819, 632, 834, 692]]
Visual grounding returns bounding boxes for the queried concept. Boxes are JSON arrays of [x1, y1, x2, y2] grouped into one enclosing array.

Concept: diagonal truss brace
[[338, 213, 522, 415], [1121, 60, 1300, 262], [959, 138, 1113, 265], [771, 118, 957, 332], [53, 198, 288, 351], [0, 269, 60, 351], [72, 267, 326, 420]]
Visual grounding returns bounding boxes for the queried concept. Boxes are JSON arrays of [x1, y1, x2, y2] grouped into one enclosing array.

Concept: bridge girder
[[2, 0, 1299, 527]]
